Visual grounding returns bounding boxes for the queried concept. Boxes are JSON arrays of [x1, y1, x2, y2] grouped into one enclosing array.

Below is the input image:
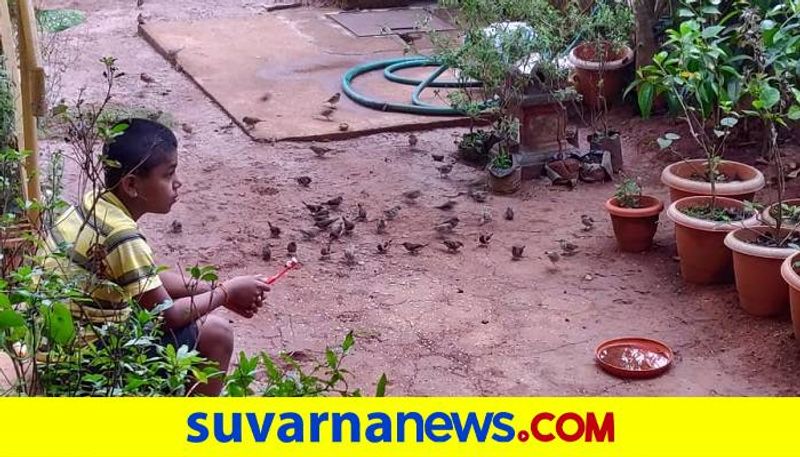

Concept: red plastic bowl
[[595, 337, 674, 379]]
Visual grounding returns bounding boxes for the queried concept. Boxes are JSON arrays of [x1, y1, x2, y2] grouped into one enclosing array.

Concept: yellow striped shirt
[[43, 191, 162, 326]]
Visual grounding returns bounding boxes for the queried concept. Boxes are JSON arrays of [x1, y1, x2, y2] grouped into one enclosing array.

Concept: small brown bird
[[478, 233, 493, 247], [170, 219, 182, 234], [137, 12, 145, 25], [259, 92, 272, 102], [402, 190, 421, 202], [470, 189, 488, 203], [376, 240, 392, 254], [339, 122, 350, 132], [511, 245, 526, 261], [325, 196, 343, 208], [505, 207, 515, 221], [319, 107, 335, 120], [329, 221, 343, 240], [181, 123, 193, 134], [434, 200, 457, 211], [320, 243, 332, 261], [344, 247, 357, 266], [376, 219, 387, 234], [356, 203, 367, 222], [342, 216, 355, 233], [383, 206, 401, 221], [442, 240, 464, 253], [287, 241, 297, 255], [242, 116, 263, 129], [261, 244, 272, 262], [581, 214, 595, 231], [402, 242, 428, 254], [437, 164, 453, 178], [310, 145, 332, 158], [303, 201, 324, 213], [439, 216, 460, 228], [325, 92, 341, 107], [408, 134, 418, 149], [480, 207, 492, 225], [313, 210, 331, 221], [297, 227, 319, 240], [315, 217, 338, 229], [140, 73, 155, 84], [268, 221, 281, 238], [545, 250, 561, 265], [431, 154, 444, 162], [296, 176, 312, 187], [559, 239, 579, 256]]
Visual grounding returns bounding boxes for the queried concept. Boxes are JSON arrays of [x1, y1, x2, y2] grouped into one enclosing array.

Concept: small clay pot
[[761, 198, 800, 227], [568, 41, 633, 109], [661, 159, 765, 203], [780, 252, 800, 340], [604, 195, 664, 252], [667, 196, 758, 284], [589, 131, 623, 173], [724, 226, 795, 317], [487, 155, 522, 195]]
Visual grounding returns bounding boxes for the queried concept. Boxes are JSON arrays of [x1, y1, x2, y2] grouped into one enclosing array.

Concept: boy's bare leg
[[193, 315, 234, 396]]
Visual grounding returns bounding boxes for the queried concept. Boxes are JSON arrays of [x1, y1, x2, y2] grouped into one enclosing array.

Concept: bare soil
[[40, 0, 800, 395]]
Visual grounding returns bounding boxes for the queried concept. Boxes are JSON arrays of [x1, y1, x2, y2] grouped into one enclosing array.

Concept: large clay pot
[[661, 159, 765, 203], [604, 195, 664, 252], [780, 252, 800, 339], [667, 196, 758, 284], [761, 198, 800, 227], [724, 226, 795, 316], [568, 41, 633, 109]]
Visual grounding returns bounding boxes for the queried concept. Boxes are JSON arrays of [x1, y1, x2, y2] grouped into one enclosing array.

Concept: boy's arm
[[159, 270, 211, 298]]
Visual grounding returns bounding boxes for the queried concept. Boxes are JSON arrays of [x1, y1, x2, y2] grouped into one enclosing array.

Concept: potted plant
[[604, 178, 663, 252], [781, 252, 800, 339], [629, 1, 765, 203], [724, 3, 800, 317], [487, 138, 521, 194]]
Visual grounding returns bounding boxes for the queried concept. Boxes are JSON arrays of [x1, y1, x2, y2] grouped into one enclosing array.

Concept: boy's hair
[[103, 118, 178, 188]]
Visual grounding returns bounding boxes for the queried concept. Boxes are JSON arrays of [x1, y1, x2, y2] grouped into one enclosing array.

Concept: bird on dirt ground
[[480, 207, 492, 225], [434, 200, 457, 211], [319, 107, 335, 121], [505, 207, 515, 221], [261, 244, 272, 261], [581, 214, 595, 231], [437, 163, 453, 178], [303, 201, 324, 213], [402, 190, 421, 203], [170, 219, 182, 234], [383, 205, 401, 221], [478, 233, 493, 247], [287, 241, 297, 256], [315, 216, 338, 229], [140, 73, 155, 84], [181, 123, 193, 134], [296, 176, 312, 187], [356, 203, 367, 222], [339, 123, 349, 132], [442, 240, 463, 253], [376, 219, 387, 234], [320, 243, 332, 261], [376, 240, 392, 254], [342, 216, 355, 234], [344, 247, 357, 266], [408, 134, 418, 150], [242, 116, 263, 130], [402, 242, 428, 255], [559, 239, 579, 256], [297, 227, 318, 240], [431, 153, 444, 162], [469, 189, 488, 203], [325, 196, 343, 208], [545, 250, 561, 266], [324, 92, 341, 107], [310, 145, 332, 158], [329, 221, 343, 240], [313, 209, 331, 221], [268, 221, 281, 238], [137, 13, 145, 25], [511, 245, 525, 261]]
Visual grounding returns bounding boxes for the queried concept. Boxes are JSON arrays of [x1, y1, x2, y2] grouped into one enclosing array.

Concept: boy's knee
[[200, 315, 234, 353]]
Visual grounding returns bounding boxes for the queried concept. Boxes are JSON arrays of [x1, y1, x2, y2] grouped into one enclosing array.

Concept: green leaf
[[678, 8, 694, 18], [761, 19, 777, 31], [789, 105, 800, 121], [760, 85, 781, 109], [701, 25, 725, 38], [656, 137, 674, 149], [375, 373, 388, 397], [664, 132, 681, 140], [0, 293, 9, 309], [325, 348, 338, 368], [637, 82, 654, 119], [46, 303, 75, 345], [342, 331, 355, 352], [36, 9, 86, 33], [720, 117, 738, 128], [701, 5, 720, 15], [0, 310, 25, 330]]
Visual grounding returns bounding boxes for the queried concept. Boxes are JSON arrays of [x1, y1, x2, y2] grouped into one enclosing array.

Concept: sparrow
[[287, 241, 297, 255], [170, 219, 182, 234], [268, 221, 281, 238], [581, 214, 595, 231], [313, 209, 331, 221], [442, 240, 463, 253], [320, 243, 332, 260], [402, 242, 428, 254], [559, 239, 579, 256], [408, 134, 418, 149], [545, 250, 561, 265], [297, 227, 319, 240], [342, 216, 355, 233], [329, 221, 343, 240], [325, 196, 343, 208], [434, 200, 457, 210], [439, 216, 460, 228], [437, 164, 453, 178], [303, 201, 324, 213], [310, 145, 332, 158], [377, 219, 387, 234], [315, 217, 338, 229], [140, 73, 155, 84], [242, 116, 263, 129], [356, 203, 367, 221], [181, 123, 193, 134], [377, 240, 392, 254], [402, 190, 421, 202], [511, 245, 525, 261], [296, 176, 312, 187], [480, 207, 492, 225], [469, 189, 488, 203], [478, 233, 493, 247], [383, 206, 401, 221], [325, 92, 341, 107], [319, 107, 335, 120], [344, 247, 357, 266], [261, 244, 272, 261], [431, 154, 444, 162], [505, 207, 515, 221]]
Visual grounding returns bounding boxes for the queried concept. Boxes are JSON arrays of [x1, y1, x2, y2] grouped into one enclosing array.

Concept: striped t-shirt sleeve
[[104, 230, 163, 298]]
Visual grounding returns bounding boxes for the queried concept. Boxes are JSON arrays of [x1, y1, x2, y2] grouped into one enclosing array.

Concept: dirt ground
[[40, 0, 800, 396]]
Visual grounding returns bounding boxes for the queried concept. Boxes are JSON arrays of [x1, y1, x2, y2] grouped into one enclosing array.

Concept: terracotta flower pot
[[604, 195, 664, 252], [780, 252, 800, 340], [667, 196, 758, 284], [568, 42, 633, 109], [724, 226, 795, 317], [487, 154, 522, 194], [661, 159, 765, 203], [761, 198, 800, 227]]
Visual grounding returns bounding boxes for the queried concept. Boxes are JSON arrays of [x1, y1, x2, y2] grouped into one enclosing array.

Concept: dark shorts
[[161, 321, 199, 351]]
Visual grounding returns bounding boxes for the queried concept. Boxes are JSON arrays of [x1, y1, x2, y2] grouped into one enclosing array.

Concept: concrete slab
[[140, 9, 467, 142]]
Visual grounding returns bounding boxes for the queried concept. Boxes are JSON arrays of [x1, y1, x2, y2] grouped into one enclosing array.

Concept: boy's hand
[[221, 275, 270, 318]]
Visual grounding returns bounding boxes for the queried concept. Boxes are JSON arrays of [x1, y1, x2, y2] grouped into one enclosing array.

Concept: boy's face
[[133, 149, 181, 214]]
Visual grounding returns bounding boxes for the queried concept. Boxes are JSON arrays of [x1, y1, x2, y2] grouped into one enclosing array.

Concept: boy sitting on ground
[[43, 118, 270, 396]]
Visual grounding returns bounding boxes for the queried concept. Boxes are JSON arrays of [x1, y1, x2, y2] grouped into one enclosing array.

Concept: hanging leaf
[[760, 85, 781, 109], [375, 373, 388, 397], [637, 83, 654, 119], [0, 310, 25, 330], [36, 9, 86, 33], [789, 105, 800, 121], [46, 303, 75, 345], [0, 293, 10, 309]]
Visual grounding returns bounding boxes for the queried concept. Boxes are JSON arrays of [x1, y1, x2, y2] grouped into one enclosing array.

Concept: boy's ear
[[118, 174, 140, 198]]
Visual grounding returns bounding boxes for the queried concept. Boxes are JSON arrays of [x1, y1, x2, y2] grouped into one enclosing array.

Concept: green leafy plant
[[614, 177, 642, 208], [36, 9, 86, 33]]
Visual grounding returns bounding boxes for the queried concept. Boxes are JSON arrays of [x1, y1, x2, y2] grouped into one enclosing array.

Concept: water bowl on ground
[[595, 337, 673, 379]]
